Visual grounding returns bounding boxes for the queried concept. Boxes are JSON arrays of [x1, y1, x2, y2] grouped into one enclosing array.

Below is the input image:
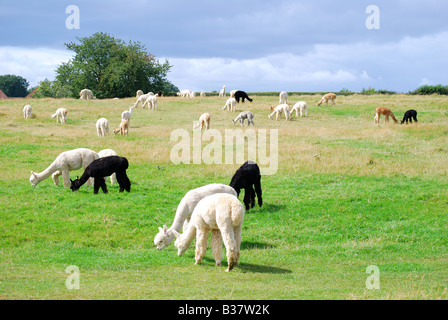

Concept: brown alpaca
[[113, 119, 129, 135], [374, 107, 398, 124], [193, 113, 210, 130], [316, 93, 336, 106]]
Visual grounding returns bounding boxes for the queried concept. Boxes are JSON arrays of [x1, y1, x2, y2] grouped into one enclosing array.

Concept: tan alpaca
[[113, 119, 129, 135], [193, 113, 210, 130], [316, 93, 336, 106], [51, 107, 67, 123], [374, 107, 398, 124]]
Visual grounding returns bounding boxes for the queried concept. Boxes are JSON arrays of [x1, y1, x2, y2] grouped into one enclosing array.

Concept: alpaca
[[401, 109, 418, 124], [51, 107, 67, 123], [268, 104, 291, 121], [157, 91, 163, 97], [374, 107, 398, 124], [230, 160, 262, 210], [279, 91, 288, 104], [142, 95, 158, 110], [219, 85, 226, 97], [121, 106, 134, 123], [233, 111, 254, 126], [222, 97, 237, 112], [70, 156, 131, 194], [193, 113, 210, 130], [98, 149, 118, 185], [177, 89, 192, 98], [172, 193, 245, 272], [190, 91, 196, 98], [96, 118, 109, 136], [316, 93, 336, 106], [234, 90, 253, 103], [79, 89, 93, 100], [136, 90, 144, 98], [23, 105, 32, 119], [30, 148, 98, 188], [134, 93, 154, 108], [113, 119, 129, 136], [291, 101, 308, 118], [200, 92, 206, 97], [229, 90, 238, 97], [154, 183, 237, 250]]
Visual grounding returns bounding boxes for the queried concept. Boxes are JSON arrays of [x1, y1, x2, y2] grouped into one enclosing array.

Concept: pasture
[[0, 93, 447, 299]]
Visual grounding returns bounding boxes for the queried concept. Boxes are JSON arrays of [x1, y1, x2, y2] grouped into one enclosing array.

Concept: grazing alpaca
[[222, 97, 237, 112], [51, 107, 67, 123], [79, 89, 93, 100], [193, 113, 210, 130], [98, 149, 118, 185], [134, 93, 154, 108], [374, 107, 398, 124], [219, 85, 226, 97], [268, 104, 291, 121], [70, 156, 131, 194], [401, 109, 418, 124], [316, 93, 336, 106], [96, 118, 109, 136], [30, 148, 98, 188], [291, 101, 308, 118], [142, 95, 158, 110], [233, 111, 254, 127], [229, 89, 238, 97], [279, 91, 288, 104], [230, 160, 262, 210], [234, 90, 253, 103], [113, 119, 129, 136], [200, 92, 206, 97], [136, 90, 144, 98], [23, 105, 32, 119], [177, 89, 192, 98], [190, 91, 196, 98], [154, 183, 237, 250], [173, 193, 245, 272]]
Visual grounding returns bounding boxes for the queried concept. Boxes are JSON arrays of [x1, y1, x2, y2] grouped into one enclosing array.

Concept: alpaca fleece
[[229, 161, 262, 210]]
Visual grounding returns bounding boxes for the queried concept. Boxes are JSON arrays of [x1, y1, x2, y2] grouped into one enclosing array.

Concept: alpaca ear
[[172, 230, 181, 239], [30, 171, 36, 176], [163, 225, 167, 233]]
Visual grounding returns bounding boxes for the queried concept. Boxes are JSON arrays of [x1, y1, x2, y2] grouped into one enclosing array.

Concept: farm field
[[0, 93, 447, 300]]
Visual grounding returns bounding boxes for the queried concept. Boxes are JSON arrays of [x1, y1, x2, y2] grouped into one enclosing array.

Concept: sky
[[0, 0, 446, 93]]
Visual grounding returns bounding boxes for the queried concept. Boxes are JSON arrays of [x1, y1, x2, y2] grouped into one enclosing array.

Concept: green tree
[[53, 32, 175, 98], [0, 74, 29, 97]]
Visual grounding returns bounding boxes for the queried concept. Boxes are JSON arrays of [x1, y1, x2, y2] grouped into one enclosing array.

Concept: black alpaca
[[234, 90, 253, 103], [401, 109, 418, 124], [229, 161, 262, 210], [70, 156, 131, 194]]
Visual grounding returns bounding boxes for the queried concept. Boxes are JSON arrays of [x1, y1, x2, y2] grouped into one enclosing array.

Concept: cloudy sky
[[0, 0, 446, 93]]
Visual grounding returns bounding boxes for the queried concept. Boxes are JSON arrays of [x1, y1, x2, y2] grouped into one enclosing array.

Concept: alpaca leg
[[62, 169, 71, 188], [52, 170, 62, 186], [233, 223, 243, 265], [220, 227, 238, 272], [254, 178, 263, 208], [243, 188, 250, 210], [97, 177, 108, 194], [116, 172, 125, 192], [195, 228, 209, 265], [93, 178, 101, 194], [249, 185, 256, 208], [110, 173, 117, 185], [211, 229, 223, 267]]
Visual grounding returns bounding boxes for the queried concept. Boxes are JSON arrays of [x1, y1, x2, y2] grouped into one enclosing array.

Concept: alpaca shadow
[[240, 241, 276, 250], [257, 203, 286, 213], [238, 263, 292, 274]]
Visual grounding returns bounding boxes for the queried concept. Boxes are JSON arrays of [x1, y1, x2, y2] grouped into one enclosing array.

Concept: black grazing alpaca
[[70, 156, 131, 194], [401, 109, 418, 124], [229, 161, 262, 210], [234, 90, 253, 103]]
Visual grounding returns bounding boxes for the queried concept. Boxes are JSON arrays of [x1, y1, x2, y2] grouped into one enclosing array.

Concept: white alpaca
[[142, 95, 158, 110], [291, 101, 308, 118], [279, 91, 288, 104], [233, 111, 254, 126], [173, 193, 245, 272], [268, 104, 291, 121], [51, 108, 68, 123], [136, 90, 144, 98], [177, 89, 191, 98], [121, 106, 134, 123], [190, 91, 196, 98], [193, 113, 210, 130], [30, 148, 98, 188], [200, 92, 206, 97], [96, 118, 109, 136], [98, 149, 118, 184], [113, 119, 129, 136], [219, 85, 226, 97], [316, 92, 336, 106], [79, 89, 93, 100], [134, 92, 154, 108], [222, 97, 236, 112], [229, 89, 238, 98], [23, 105, 32, 119], [154, 183, 237, 250]]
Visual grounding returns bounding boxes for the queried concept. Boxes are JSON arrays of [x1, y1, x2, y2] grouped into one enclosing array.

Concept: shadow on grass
[[238, 263, 292, 274], [255, 203, 286, 213], [240, 241, 276, 250]]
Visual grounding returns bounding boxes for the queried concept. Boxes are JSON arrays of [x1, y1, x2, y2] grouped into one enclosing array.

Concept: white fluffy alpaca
[[190, 91, 196, 98], [142, 95, 158, 110], [193, 113, 210, 130], [222, 97, 237, 112], [96, 118, 109, 136], [219, 85, 226, 97], [200, 92, 206, 97], [177, 89, 191, 98], [23, 105, 32, 119], [134, 92, 154, 108], [229, 89, 238, 98], [233, 111, 254, 126], [154, 183, 237, 250], [268, 104, 291, 121], [98, 149, 118, 184], [121, 106, 134, 123], [291, 101, 308, 118], [51, 107, 68, 123], [136, 90, 144, 98], [79, 89, 93, 100], [173, 193, 245, 272], [30, 148, 98, 188], [316, 92, 336, 106], [279, 91, 288, 104], [113, 119, 129, 136]]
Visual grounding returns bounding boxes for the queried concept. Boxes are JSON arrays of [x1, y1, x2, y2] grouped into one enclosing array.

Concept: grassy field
[[0, 93, 447, 300]]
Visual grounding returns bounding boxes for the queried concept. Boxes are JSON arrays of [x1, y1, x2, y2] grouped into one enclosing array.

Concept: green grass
[[0, 94, 448, 299]]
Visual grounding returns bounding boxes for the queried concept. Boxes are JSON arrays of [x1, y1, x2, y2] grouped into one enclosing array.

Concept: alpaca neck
[[179, 222, 197, 249], [168, 200, 190, 233], [35, 161, 60, 182], [76, 170, 92, 188]]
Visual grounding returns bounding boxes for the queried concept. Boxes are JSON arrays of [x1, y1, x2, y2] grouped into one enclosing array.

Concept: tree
[[53, 32, 176, 98], [0, 74, 29, 97]]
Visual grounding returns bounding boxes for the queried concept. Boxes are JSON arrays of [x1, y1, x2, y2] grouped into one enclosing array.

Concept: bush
[[410, 84, 448, 95]]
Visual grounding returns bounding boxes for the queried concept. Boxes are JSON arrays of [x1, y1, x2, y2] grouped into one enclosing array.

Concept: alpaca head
[[153, 225, 173, 250], [29, 171, 39, 187], [70, 177, 81, 192], [316, 100, 323, 106], [172, 230, 189, 256]]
